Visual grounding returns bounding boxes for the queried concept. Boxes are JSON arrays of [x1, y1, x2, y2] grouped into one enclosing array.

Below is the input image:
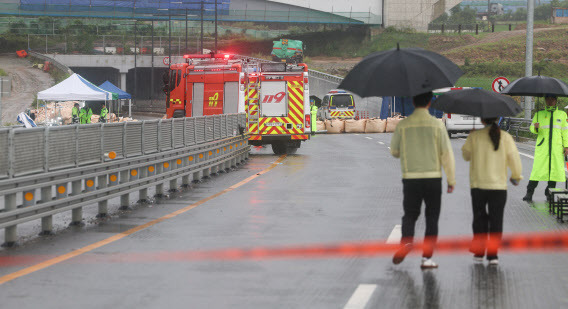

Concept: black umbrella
[[338, 45, 463, 97], [432, 88, 522, 118], [500, 75, 568, 97]]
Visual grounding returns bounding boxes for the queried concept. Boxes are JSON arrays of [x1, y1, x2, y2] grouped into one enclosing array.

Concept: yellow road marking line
[[0, 155, 287, 285]]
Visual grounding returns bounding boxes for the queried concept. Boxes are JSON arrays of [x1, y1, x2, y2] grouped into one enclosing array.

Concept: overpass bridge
[[0, 130, 566, 308]]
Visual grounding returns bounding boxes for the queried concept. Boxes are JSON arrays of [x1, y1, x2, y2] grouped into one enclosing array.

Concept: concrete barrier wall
[[0, 77, 11, 98]]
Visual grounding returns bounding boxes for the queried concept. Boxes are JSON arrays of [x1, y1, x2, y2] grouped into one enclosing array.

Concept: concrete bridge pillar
[[120, 72, 127, 91]]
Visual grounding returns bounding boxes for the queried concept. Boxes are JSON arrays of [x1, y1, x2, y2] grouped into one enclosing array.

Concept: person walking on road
[[100, 103, 108, 123], [71, 103, 80, 124], [522, 94, 568, 203], [310, 98, 318, 134], [390, 91, 456, 269], [462, 118, 522, 265]]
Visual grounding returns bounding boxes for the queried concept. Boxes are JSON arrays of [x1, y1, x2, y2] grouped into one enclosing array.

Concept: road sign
[[492, 77, 510, 93], [163, 57, 170, 66]]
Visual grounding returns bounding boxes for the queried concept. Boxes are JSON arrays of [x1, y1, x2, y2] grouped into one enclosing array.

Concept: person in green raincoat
[[71, 103, 80, 124], [79, 106, 87, 124], [310, 98, 318, 134], [100, 103, 108, 123], [523, 94, 568, 202]]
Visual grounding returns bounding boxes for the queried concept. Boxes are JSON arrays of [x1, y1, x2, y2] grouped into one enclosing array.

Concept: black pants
[[470, 189, 507, 260], [526, 180, 556, 197], [401, 178, 442, 258]]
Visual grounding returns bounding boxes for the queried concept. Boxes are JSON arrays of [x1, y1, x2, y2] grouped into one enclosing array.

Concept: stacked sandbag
[[325, 119, 345, 134], [316, 120, 325, 131], [91, 115, 100, 123], [345, 119, 366, 133], [365, 118, 387, 133], [386, 116, 404, 133]]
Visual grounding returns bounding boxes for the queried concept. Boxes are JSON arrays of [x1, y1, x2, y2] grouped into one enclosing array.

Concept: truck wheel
[[172, 110, 185, 118], [272, 142, 287, 155]]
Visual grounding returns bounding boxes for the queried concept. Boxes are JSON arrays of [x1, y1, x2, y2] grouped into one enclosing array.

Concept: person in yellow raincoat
[[310, 98, 318, 134], [523, 94, 568, 203]]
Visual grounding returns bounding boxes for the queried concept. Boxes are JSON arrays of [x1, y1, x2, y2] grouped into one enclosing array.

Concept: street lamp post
[[525, 0, 535, 120]]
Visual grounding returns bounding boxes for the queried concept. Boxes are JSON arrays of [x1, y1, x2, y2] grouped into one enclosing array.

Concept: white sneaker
[[473, 256, 484, 263], [420, 257, 438, 269], [488, 259, 499, 266]]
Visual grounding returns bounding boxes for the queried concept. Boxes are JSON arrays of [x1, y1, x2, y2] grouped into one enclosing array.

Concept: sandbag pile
[[316, 120, 326, 131], [386, 116, 404, 133], [325, 119, 345, 134], [317, 117, 405, 134], [33, 101, 78, 124], [344, 119, 367, 133], [365, 118, 387, 133]]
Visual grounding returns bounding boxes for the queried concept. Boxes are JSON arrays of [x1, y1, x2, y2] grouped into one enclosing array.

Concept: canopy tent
[[98, 81, 131, 99], [98, 81, 132, 118], [38, 73, 117, 101]]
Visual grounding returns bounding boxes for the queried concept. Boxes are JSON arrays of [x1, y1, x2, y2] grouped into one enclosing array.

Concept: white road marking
[[519, 152, 534, 159], [354, 134, 359, 136], [343, 284, 377, 309], [378, 142, 384, 145], [365, 137, 373, 140], [386, 224, 402, 244], [387, 147, 391, 150]]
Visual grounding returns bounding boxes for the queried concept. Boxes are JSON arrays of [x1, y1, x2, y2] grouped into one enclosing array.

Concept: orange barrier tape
[[2, 231, 568, 267]]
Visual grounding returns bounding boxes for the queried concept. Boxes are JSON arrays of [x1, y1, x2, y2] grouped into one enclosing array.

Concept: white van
[[433, 87, 483, 137]]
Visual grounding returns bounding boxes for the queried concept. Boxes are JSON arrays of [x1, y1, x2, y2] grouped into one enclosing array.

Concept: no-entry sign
[[492, 77, 510, 93]]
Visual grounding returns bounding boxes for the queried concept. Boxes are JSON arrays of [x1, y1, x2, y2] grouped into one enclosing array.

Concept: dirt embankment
[[0, 54, 54, 124], [308, 25, 568, 74]]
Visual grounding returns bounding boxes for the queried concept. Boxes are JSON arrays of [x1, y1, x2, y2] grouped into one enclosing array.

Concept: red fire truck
[[164, 53, 245, 118], [245, 62, 310, 154]]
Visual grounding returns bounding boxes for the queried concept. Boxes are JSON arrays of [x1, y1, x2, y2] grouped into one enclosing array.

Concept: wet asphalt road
[[0, 133, 567, 309]]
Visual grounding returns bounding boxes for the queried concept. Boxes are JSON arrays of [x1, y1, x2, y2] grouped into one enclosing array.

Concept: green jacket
[[529, 107, 568, 182], [71, 106, 79, 117], [85, 107, 93, 124], [310, 105, 318, 131], [100, 107, 108, 119], [79, 108, 87, 124]]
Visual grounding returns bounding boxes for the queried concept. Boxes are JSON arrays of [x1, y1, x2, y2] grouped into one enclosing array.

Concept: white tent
[[38, 73, 115, 101]]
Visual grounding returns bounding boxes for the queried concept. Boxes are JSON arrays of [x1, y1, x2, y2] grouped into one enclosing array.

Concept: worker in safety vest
[[523, 94, 568, 203], [71, 103, 80, 124], [80, 105, 93, 124], [310, 98, 318, 134], [100, 103, 108, 123], [79, 106, 86, 124]]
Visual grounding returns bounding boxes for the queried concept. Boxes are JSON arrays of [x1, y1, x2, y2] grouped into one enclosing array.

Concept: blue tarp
[[98, 81, 131, 100], [380, 97, 444, 119]]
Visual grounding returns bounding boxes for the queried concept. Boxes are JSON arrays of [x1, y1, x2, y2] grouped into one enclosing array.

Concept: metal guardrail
[[28, 51, 74, 75], [500, 117, 534, 141], [0, 113, 249, 246]]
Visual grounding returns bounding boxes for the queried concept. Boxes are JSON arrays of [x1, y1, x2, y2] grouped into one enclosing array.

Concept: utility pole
[[200, 1, 204, 54], [151, 20, 154, 106], [185, 8, 188, 53], [169, 8, 172, 70], [214, 0, 218, 53], [525, 0, 534, 120], [134, 21, 137, 113]]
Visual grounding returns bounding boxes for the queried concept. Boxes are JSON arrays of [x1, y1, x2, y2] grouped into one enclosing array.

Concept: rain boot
[[523, 188, 534, 203]]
